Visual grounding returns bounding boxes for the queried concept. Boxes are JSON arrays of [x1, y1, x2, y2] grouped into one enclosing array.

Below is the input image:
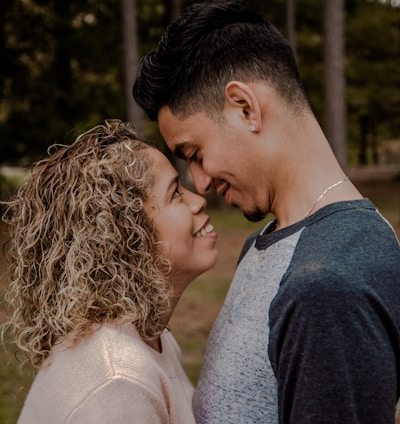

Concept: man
[[133, 1, 400, 422]]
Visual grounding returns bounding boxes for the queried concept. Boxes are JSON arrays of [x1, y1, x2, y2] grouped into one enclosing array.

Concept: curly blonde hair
[[1, 119, 171, 368]]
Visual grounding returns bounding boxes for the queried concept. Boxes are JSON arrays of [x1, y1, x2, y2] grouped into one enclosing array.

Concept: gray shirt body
[[193, 200, 400, 423]]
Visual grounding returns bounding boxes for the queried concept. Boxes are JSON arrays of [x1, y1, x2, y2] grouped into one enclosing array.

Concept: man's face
[[158, 106, 269, 222]]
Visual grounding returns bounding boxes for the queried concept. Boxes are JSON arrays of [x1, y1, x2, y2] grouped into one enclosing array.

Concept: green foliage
[[0, 172, 27, 202], [0, 0, 125, 164], [0, 0, 399, 166], [346, 0, 400, 151]]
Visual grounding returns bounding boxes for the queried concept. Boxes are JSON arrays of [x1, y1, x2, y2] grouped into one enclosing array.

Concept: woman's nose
[[186, 189, 207, 214]]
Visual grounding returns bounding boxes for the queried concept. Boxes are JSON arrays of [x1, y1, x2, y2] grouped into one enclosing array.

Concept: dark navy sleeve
[[269, 210, 400, 423]]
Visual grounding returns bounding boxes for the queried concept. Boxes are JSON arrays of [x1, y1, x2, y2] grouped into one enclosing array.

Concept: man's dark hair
[[133, 0, 309, 121]]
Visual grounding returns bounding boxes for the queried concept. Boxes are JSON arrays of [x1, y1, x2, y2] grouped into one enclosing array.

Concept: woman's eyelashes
[[173, 188, 183, 199], [172, 182, 184, 199]]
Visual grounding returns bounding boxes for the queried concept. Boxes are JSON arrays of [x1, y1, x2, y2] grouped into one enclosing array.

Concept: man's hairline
[[156, 76, 309, 127]]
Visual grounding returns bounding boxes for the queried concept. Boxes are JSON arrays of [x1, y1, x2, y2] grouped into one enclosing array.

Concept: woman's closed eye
[[173, 189, 183, 199], [172, 183, 184, 199]]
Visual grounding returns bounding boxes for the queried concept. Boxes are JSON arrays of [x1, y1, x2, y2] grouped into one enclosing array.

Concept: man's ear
[[224, 81, 261, 132]]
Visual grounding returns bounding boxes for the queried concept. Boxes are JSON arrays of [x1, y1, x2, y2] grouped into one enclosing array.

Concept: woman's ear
[[224, 81, 261, 132]]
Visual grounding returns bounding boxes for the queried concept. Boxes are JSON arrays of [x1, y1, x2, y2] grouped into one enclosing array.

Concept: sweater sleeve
[[269, 269, 399, 424], [68, 375, 170, 424]]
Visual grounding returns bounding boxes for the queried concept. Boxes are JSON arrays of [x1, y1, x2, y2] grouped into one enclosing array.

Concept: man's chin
[[243, 209, 267, 223]]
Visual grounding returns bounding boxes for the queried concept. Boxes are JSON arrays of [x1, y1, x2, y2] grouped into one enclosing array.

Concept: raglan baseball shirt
[[193, 199, 400, 424]]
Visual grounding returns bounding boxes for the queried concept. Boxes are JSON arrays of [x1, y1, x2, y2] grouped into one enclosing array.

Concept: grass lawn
[[0, 224, 33, 423], [0, 181, 399, 421]]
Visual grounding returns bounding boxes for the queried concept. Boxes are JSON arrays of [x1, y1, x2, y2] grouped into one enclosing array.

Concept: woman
[[1, 119, 217, 423]]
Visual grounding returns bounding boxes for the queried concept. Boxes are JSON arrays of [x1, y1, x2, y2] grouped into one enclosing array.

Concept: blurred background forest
[[0, 0, 399, 186]]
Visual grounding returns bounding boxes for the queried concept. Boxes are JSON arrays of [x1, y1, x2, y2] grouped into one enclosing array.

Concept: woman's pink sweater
[[18, 323, 196, 423]]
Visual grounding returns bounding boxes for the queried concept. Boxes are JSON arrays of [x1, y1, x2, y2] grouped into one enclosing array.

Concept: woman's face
[[145, 148, 218, 293]]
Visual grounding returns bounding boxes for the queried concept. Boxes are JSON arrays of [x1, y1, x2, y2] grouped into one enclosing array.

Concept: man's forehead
[[159, 108, 192, 144], [158, 107, 216, 156]]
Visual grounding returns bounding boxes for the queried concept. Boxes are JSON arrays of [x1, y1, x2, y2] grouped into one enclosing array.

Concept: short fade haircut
[[133, 0, 310, 121]]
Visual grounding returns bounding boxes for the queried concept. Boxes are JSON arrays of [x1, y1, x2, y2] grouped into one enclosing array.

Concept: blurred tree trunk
[[323, 0, 347, 171], [54, 0, 72, 121], [286, 0, 296, 54], [121, 0, 143, 134]]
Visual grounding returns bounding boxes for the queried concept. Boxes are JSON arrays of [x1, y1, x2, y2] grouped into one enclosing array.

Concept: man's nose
[[190, 162, 213, 195]]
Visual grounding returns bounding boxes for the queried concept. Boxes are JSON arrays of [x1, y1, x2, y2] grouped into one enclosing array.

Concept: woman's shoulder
[[19, 325, 181, 422], [41, 323, 173, 396], [45, 324, 165, 381], [91, 323, 166, 373]]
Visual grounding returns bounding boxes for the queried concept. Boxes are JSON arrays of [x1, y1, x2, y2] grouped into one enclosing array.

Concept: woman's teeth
[[195, 223, 214, 237]]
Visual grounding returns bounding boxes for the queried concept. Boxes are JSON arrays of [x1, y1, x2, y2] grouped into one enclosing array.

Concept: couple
[[3, 1, 400, 423]]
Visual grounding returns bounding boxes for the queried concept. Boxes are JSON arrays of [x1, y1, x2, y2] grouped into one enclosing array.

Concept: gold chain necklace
[[304, 177, 349, 218]]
